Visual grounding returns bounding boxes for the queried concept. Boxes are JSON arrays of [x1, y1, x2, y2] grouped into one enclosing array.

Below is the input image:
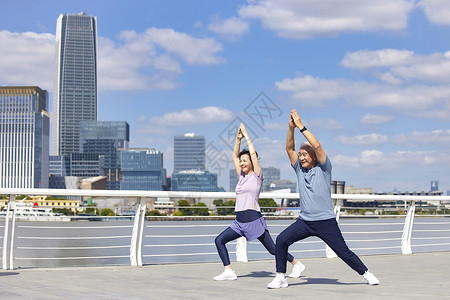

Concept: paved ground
[[1, 251, 449, 299]]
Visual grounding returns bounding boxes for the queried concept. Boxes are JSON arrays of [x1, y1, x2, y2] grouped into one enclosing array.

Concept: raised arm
[[286, 113, 299, 166], [240, 123, 261, 176], [290, 109, 326, 165], [232, 126, 243, 176]]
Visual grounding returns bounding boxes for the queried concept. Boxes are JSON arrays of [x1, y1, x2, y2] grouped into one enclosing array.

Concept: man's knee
[[276, 233, 288, 247]]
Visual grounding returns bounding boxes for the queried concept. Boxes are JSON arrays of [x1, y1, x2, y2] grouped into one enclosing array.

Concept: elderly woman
[[214, 123, 304, 281]]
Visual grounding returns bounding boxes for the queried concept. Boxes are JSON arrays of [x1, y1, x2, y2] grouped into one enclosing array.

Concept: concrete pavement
[[1, 251, 449, 299]]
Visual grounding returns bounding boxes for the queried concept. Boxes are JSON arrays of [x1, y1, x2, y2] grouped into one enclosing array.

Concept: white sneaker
[[288, 262, 306, 278], [363, 271, 379, 285], [213, 269, 237, 281], [267, 273, 288, 289]]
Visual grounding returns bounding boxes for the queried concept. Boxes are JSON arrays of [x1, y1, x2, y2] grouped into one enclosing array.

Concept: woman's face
[[299, 149, 316, 169], [239, 154, 253, 174]]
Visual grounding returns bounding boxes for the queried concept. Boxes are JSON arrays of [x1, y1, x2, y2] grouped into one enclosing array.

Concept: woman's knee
[[215, 235, 225, 247]]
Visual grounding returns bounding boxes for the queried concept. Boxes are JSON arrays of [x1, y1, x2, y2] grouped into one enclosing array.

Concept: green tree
[[85, 203, 98, 215], [192, 202, 209, 216], [52, 208, 73, 216], [173, 210, 184, 216], [100, 208, 115, 216], [146, 210, 162, 216], [213, 199, 224, 206], [215, 199, 235, 216], [259, 198, 278, 213], [46, 196, 67, 200], [177, 200, 191, 216]]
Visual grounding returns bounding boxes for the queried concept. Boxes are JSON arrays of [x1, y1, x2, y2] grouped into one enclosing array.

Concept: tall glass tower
[[0, 86, 49, 188], [51, 12, 98, 156]]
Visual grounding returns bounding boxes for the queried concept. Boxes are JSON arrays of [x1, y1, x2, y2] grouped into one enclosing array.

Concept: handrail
[[2, 187, 450, 201], [1, 189, 450, 270]]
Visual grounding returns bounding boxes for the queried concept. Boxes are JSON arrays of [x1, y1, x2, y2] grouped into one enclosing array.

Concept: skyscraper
[[0, 86, 49, 188], [173, 133, 205, 172], [51, 12, 98, 156]]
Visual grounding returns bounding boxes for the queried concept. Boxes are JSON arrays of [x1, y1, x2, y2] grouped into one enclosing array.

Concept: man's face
[[299, 149, 316, 169]]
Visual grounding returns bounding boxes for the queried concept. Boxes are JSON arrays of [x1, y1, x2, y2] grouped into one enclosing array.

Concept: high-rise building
[[229, 169, 239, 192], [80, 121, 129, 190], [0, 86, 49, 188], [174, 133, 205, 172], [51, 12, 98, 156], [121, 148, 167, 191], [431, 181, 440, 192], [262, 167, 280, 192]]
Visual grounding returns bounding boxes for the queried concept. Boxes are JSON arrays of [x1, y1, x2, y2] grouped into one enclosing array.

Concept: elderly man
[[267, 109, 379, 289]]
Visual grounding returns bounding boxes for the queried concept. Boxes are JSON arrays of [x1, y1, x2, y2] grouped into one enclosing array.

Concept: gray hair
[[300, 142, 317, 160]]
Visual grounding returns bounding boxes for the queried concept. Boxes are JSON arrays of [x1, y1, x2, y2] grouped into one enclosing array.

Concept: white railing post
[[2, 195, 16, 270], [236, 237, 248, 262], [326, 201, 341, 258], [401, 200, 415, 255], [130, 198, 146, 266]]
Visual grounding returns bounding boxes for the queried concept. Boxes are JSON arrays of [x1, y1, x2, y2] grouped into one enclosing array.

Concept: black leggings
[[215, 227, 295, 266], [275, 218, 368, 274]]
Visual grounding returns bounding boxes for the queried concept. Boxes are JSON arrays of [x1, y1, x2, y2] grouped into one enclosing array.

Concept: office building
[[48, 153, 104, 189], [172, 170, 218, 192], [431, 181, 440, 192], [0, 86, 49, 188], [121, 148, 167, 191], [229, 169, 238, 191], [80, 121, 129, 190], [262, 167, 280, 192], [51, 12, 98, 156], [174, 133, 205, 172], [48, 155, 69, 189], [230, 167, 282, 192], [268, 180, 297, 193]]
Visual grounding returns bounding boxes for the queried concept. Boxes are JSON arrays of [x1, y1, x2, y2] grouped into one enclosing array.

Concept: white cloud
[[264, 122, 286, 130], [374, 72, 403, 85], [0, 27, 225, 92], [341, 49, 450, 84], [207, 16, 250, 41], [306, 119, 343, 130], [150, 106, 233, 126], [392, 129, 450, 147], [0, 30, 54, 90], [341, 49, 414, 69], [238, 0, 414, 39], [335, 134, 388, 146], [99, 28, 225, 91], [276, 74, 450, 119], [360, 113, 396, 125], [418, 0, 450, 25], [333, 149, 448, 170], [140, 28, 225, 65]]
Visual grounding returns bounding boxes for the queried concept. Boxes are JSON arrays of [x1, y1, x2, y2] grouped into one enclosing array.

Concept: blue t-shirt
[[293, 156, 336, 221]]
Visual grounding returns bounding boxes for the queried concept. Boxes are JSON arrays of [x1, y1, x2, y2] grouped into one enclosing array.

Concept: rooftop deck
[[2, 251, 449, 299]]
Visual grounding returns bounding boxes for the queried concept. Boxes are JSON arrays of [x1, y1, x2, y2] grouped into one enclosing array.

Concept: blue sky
[[1, 0, 450, 193]]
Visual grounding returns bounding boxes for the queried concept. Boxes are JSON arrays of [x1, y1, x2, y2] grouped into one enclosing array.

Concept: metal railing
[[1, 188, 450, 269]]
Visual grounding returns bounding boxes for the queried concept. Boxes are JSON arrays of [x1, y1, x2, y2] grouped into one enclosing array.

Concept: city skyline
[[1, 1, 450, 193]]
